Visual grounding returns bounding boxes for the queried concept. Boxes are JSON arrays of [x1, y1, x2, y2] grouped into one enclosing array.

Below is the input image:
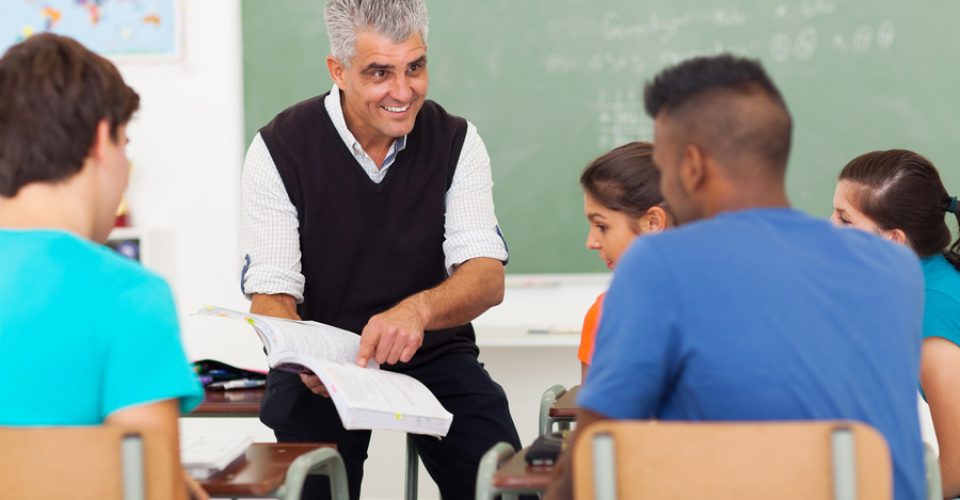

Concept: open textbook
[[196, 306, 453, 437]]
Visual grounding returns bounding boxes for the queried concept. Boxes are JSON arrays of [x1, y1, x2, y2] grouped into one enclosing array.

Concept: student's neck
[[0, 179, 96, 239], [706, 186, 791, 217]]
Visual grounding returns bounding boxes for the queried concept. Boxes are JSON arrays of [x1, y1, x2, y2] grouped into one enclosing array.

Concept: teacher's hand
[[357, 302, 425, 367], [300, 373, 330, 398]]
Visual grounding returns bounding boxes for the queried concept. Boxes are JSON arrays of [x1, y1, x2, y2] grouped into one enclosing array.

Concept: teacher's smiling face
[[327, 30, 428, 149]]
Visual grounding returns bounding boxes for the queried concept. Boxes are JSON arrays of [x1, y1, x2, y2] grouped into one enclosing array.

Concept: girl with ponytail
[[832, 149, 960, 497]]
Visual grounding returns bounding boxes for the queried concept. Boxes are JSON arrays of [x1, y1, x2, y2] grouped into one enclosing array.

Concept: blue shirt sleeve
[[101, 274, 202, 418], [578, 240, 681, 419], [923, 289, 960, 347]]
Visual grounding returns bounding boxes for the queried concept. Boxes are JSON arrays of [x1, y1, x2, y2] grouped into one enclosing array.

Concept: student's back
[[0, 33, 205, 499], [922, 254, 960, 341], [585, 207, 924, 499], [0, 229, 200, 425], [551, 54, 927, 500]]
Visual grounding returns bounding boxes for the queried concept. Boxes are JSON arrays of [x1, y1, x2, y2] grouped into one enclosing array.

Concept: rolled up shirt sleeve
[[239, 133, 305, 302], [443, 122, 509, 275]]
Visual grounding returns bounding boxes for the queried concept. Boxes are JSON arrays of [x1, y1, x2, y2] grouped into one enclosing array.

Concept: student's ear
[[87, 119, 113, 167], [640, 206, 669, 233], [881, 228, 908, 246], [680, 144, 707, 194], [326, 55, 346, 89]]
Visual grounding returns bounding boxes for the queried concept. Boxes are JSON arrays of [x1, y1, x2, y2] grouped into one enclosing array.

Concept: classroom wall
[[116, 0, 256, 360]]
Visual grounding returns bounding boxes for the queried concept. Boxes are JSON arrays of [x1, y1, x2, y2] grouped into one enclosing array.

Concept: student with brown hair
[[832, 149, 960, 498], [0, 33, 206, 499], [578, 141, 671, 381]]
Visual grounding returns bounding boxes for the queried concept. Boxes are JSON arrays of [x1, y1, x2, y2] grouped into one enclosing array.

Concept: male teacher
[[239, 1, 522, 499]]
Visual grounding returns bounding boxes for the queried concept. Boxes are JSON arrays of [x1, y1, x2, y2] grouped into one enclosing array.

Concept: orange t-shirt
[[578, 293, 605, 364]]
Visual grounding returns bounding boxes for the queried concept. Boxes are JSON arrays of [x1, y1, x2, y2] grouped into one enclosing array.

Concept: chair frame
[[539, 384, 572, 436], [574, 420, 894, 500]]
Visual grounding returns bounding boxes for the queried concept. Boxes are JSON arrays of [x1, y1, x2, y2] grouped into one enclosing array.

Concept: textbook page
[[196, 306, 367, 366], [278, 352, 453, 436], [198, 305, 450, 435]]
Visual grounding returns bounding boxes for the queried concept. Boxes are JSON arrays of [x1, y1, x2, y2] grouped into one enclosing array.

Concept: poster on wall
[[0, 0, 183, 62]]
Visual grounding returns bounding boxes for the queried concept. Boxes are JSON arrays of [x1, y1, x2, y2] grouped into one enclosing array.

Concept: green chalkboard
[[242, 0, 960, 273]]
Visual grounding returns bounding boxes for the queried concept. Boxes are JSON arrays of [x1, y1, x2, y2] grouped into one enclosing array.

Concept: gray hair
[[325, 0, 429, 66]]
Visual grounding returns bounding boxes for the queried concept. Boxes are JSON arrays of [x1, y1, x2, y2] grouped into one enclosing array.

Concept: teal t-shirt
[[921, 253, 960, 346], [0, 229, 202, 425]]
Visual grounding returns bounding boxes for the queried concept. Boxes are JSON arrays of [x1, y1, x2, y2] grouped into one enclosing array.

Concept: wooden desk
[[548, 385, 580, 420], [191, 388, 264, 417], [477, 445, 555, 499], [201, 442, 336, 497], [189, 387, 418, 500], [491, 448, 554, 491]]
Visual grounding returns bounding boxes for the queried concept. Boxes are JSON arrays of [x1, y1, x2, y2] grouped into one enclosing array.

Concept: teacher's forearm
[[405, 257, 504, 330], [250, 293, 301, 320]]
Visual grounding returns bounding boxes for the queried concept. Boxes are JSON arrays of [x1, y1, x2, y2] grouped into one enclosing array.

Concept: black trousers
[[261, 352, 523, 500]]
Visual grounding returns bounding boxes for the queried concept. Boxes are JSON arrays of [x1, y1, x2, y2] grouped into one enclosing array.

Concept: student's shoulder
[[830, 222, 922, 284], [833, 221, 917, 264], [923, 254, 960, 291], [10, 229, 169, 295], [65, 235, 171, 295], [628, 213, 732, 259]]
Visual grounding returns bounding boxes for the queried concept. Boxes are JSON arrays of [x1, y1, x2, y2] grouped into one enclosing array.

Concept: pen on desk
[[208, 378, 266, 390]]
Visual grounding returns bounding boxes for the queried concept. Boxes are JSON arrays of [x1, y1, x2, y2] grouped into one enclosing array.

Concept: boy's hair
[[580, 141, 669, 222], [0, 33, 139, 197], [840, 149, 960, 270], [643, 53, 792, 176]]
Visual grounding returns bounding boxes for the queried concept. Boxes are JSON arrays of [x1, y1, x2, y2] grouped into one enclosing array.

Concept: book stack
[[180, 430, 254, 479]]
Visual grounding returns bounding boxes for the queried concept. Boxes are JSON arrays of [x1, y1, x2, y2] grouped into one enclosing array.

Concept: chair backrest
[[573, 420, 892, 500], [0, 426, 180, 500]]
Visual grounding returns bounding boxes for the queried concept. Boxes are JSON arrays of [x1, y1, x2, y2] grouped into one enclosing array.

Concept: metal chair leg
[[830, 427, 857, 500], [539, 385, 567, 436], [475, 442, 516, 500], [405, 434, 418, 500], [925, 443, 943, 500], [120, 433, 146, 500], [278, 447, 349, 500]]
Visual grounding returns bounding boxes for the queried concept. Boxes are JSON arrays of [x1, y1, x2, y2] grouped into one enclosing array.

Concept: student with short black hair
[[0, 33, 205, 500], [577, 141, 671, 381], [546, 54, 925, 500], [832, 149, 960, 498]]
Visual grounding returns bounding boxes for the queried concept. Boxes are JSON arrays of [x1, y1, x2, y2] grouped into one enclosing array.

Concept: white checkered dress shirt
[[240, 85, 508, 302]]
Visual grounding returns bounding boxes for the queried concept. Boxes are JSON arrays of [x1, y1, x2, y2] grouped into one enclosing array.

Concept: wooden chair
[[573, 420, 893, 500], [0, 426, 179, 500]]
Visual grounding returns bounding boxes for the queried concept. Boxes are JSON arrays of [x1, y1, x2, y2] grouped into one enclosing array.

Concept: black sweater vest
[[259, 94, 478, 370]]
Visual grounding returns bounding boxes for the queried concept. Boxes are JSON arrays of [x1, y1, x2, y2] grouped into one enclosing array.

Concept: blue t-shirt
[[921, 253, 960, 346], [0, 229, 202, 425], [579, 208, 925, 500]]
